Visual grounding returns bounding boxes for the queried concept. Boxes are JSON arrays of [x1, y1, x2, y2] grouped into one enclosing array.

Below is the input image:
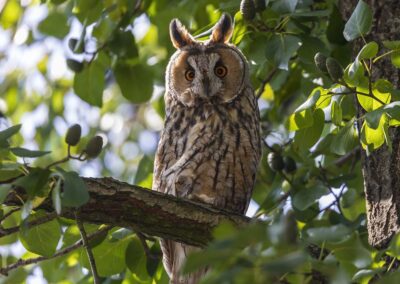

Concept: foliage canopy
[[1, 0, 400, 283]]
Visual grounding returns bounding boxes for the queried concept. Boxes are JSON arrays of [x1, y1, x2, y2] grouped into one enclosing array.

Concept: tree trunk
[[340, 0, 400, 248]]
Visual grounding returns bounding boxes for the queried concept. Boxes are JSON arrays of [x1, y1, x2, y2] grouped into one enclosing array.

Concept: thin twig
[[256, 68, 278, 99], [75, 211, 101, 284], [0, 212, 57, 238], [0, 225, 112, 276], [0, 207, 20, 224]]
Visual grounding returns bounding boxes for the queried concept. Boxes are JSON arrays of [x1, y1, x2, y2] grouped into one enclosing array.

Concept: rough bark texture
[[340, 0, 400, 248], [4, 177, 250, 247]]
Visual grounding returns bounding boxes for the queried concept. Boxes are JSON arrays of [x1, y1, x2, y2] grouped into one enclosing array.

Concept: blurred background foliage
[[1, 0, 400, 283]]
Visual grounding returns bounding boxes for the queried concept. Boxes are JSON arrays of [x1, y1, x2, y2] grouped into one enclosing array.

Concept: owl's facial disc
[[187, 53, 223, 99]]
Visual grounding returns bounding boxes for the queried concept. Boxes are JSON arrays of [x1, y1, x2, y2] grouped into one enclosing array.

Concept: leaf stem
[[0, 225, 112, 276], [75, 210, 101, 284]]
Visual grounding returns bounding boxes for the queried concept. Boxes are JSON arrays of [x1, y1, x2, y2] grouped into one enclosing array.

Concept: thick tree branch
[[4, 177, 250, 247]]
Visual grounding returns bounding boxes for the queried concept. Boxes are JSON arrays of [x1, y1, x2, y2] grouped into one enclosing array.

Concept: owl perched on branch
[[152, 14, 261, 283]]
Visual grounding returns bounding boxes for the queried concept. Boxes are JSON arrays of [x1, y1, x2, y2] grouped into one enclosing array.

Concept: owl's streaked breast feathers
[[152, 13, 261, 284]]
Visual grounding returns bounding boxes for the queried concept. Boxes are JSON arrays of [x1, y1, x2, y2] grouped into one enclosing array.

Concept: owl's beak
[[202, 76, 210, 97]]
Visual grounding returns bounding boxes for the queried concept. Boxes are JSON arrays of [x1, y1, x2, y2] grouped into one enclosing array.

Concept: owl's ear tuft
[[210, 13, 233, 44], [170, 19, 195, 49]]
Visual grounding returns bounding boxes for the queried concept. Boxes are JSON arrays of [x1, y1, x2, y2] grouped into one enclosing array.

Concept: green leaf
[[357, 81, 390, 112], [0, 124, 21, 147], [73, 58, 105, 107], [363, 101, 400, 129], [81, 235, 131, 277], [0, 184, 11, 203], [333, 235, 372, 269], [109, 31, 138, 59], [38, 11, 69, 39], [114, 62, 153, 104], [13, 168, 51, 198], [271, 0, 298, 14], [134, 155, 154, 186], [265, 35, 302, 70], [294, 91, 320, 113], [73, 0, 103, 24], [60, 171, 89, 207], [306, 224, 352, 243], [361, 117, 387, 152], [126, 237, 149, 280], [331, 100, 343, 126], [326, 5, 346, 44], [288, 109, 314, 131], [391, 51, 400, 68], [343, 0, 372, 41], [383, 40, 400, 50], [353, 268, 386, 282], [330, 121, 358, 155], [292, 184, 328, 211], [10, 147, 51, 158], [344, 61, 365, 86], [19, 211, 61, 257], [357, 41, 378, 59], [52, 178, 62, 215], [146, 243, 161, 277], [294, 108, 325, 149]]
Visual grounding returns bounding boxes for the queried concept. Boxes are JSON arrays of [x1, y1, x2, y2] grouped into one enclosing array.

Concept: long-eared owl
[[152, 14, 261, 284]]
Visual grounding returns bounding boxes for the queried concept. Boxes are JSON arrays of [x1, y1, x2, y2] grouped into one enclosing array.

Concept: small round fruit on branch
[[84, 136, 104, 158], [267, 152, 284, 172], [65, 124, 82, 146], [240, 0, 256, 21]]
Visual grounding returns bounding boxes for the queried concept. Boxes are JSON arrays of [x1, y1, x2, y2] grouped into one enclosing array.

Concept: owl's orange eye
[[214, 65, 228, 78], [185, 69, 195, 81]]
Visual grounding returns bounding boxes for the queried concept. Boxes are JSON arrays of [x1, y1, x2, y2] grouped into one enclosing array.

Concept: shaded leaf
[[10, 147, 51, 158], [265, 35, 301, 70], [13, 168, 51, 198], [114, 63, 153, 104], [73, 58, 105, 107], [343, 0, 372, 41], [38, 11, 69, 39], [19, 211, 61, 257], [59, 171, 89, 207]]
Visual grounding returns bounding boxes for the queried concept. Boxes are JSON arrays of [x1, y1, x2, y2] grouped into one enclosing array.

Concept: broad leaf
[[306, 224, 352, 243], [114, 62, 153, 104], [331, 121, 358, 155], [10, 147, 51, 158], [292, 184, 328, 211], [343, 0, 372, 41], [357, 41, 378, 59], [294, 91, 320, 113], [265, 35, 301, 70], [81, 235, 131, 277], [0, 124, 21, 147], [38, 11, 69, 39], [13, 168, 51, 198], [19, 211, 61, 257], [59, 171, 89, 207], [73, 58, 105, 107], [294, 108, 325, 149]]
